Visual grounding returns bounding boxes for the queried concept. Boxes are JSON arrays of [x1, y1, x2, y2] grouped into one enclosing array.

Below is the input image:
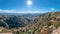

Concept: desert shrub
[[54, 22, 60, 28]]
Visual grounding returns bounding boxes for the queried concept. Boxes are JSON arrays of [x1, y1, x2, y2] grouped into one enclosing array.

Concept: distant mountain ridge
[[0, 13, 44, 29]]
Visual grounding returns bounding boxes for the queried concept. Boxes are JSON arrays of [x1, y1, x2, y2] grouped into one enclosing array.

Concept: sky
[[0, 0, 60, 13]]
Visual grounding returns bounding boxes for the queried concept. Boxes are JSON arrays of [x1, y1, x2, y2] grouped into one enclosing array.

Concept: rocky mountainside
[[51, 26, 60, 34], [0, 12, 60, 34], [16, 12, 60, 34]]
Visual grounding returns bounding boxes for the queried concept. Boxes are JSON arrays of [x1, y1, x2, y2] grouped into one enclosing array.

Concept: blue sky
[[0, 0, 60, 13]]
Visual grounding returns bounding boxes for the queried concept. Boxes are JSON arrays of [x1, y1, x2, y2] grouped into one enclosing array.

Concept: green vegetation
[[54, 22, 60, 28]]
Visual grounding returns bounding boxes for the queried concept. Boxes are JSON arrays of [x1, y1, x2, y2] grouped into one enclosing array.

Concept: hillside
[[15, 12, 60, 34], [51, 26, 60, 34], [0, 12, 60, 34]]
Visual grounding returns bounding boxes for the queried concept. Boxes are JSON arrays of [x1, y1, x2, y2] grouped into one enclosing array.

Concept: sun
[[27, 0, 32, 6]]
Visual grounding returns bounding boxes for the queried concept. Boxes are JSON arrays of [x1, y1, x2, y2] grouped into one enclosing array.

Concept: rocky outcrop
[[41, 26, 50, 34], [51, 26, 60, 34]]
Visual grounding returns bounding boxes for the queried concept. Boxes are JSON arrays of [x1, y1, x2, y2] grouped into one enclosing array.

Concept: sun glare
[[27, 0, 32, 6]]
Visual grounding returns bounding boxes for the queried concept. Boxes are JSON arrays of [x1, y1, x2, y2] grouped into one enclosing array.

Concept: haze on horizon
[[0, 0, 60, 13]]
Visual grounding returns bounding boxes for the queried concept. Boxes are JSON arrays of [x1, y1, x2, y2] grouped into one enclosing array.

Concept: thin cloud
[[0, 9, 16, 13], [0, 9, 50, 13], [15, 11, 41, 13], [0, 9, 41, 13], [51, 8, 55, 11]]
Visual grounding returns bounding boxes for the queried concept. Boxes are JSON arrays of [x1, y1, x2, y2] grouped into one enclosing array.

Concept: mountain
[[0, 13, 43, 29], [0, 12, 60, 34]]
